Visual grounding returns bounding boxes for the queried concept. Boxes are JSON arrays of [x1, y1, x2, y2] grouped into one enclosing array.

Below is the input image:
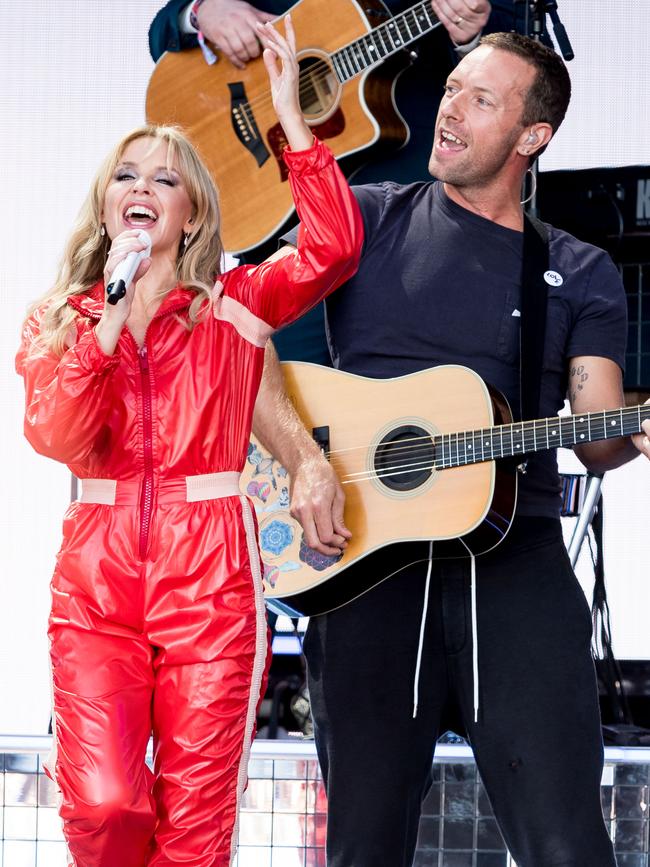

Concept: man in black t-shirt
[[253, 33, 650, 867]]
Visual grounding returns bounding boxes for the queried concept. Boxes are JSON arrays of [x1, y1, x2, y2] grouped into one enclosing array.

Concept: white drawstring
[[412, 541, 434, 718], [459, 538, 480, 723]]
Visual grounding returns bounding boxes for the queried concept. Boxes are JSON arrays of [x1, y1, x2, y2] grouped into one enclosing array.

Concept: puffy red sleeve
[[15, 308, 120, 464], [221, 138, 363, 331]]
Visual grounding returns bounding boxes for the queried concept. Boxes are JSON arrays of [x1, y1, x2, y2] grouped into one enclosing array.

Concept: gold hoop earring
[[520, 167, 537, 206]]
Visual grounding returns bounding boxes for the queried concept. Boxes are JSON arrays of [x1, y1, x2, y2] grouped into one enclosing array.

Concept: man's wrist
[[190, 0, 207, 30], [453, 30, 482, 55], [282, 434, 326, 479], [179, 0, 207, 34]]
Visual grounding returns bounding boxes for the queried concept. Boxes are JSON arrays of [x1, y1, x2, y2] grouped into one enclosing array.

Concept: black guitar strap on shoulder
[[518, 213, 550, 467]]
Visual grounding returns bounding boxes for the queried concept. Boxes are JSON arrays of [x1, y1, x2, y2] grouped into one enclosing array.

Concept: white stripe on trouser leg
[[413, 541, 434, 719], [229, 497, 269, 864], [46, 648, 75, 866], [459, 538, 479, 723]]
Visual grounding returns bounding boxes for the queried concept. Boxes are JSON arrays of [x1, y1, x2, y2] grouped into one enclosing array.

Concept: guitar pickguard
[[267, 109, 347, 182]]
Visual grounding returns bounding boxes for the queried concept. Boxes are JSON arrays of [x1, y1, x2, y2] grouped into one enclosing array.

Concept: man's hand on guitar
[[290, 453, 352, 557], [194, 0, 275, 69], [431, 0, 491, 46], [631, 403, 650, 460]]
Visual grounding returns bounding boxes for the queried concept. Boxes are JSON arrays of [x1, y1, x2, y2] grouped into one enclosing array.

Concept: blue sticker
[[260, 519, 295, 556]]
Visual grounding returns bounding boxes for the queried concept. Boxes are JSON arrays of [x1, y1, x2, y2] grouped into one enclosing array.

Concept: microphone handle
[[106, 279, 127, 306], [104, 231, 152, 306], [105, 249, 144, 305]]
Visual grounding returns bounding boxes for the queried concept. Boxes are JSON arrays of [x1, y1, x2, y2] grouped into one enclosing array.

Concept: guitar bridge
[[228, 82, 270, 167], [312, 426, 330, 457]]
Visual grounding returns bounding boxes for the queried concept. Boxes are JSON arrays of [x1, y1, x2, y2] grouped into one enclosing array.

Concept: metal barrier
[[1, 737, 648, 866]]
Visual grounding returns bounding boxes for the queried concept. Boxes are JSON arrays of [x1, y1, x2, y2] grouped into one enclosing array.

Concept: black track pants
[[304, 517, 616, 867]]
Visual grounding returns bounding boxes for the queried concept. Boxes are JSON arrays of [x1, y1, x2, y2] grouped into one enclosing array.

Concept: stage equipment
[[539, 165, 650, 391], [520, 0, 574, 218], [561, 470, 650, 745], [538, 165, 650, 260]]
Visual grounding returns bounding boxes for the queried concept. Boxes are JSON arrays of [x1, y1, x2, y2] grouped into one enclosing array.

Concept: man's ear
[[516, 122, 553, 156]]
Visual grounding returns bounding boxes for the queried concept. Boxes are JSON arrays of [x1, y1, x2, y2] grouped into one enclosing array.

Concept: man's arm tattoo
[[569, 363, 590, 404]]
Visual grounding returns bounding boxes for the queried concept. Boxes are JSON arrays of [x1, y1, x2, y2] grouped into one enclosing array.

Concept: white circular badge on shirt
[[543, 270, 564, 286]]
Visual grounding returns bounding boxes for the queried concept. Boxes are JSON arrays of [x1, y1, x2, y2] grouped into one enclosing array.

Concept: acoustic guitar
[[241, 362, 650, 617], [146, 0, 442, 253]]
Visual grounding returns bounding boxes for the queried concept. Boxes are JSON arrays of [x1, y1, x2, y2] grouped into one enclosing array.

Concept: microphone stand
[[520, 0, 575, 217], [542, 1, 574, 61]]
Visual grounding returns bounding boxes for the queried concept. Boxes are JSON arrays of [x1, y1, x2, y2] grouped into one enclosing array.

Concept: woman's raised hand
[[257, 15, 313, 151]]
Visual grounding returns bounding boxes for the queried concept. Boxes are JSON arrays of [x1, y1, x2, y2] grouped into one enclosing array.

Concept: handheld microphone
[[106, 230, 152, 305]]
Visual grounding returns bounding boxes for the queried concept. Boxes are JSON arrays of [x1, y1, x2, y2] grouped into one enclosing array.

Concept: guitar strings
[[239, 7, 438, 117], [302, 404, 649, 485], [316, 404, 648, 462], [239, 61, 350, 119], [254, 404, 649, 488]]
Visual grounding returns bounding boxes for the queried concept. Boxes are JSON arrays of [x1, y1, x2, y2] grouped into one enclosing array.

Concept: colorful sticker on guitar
[[260, 519, 294, 556], [248, 445, 278, 489], [263, 564, 279, 589], [298, 533, 343, 571], [247, 479, 272, 503]]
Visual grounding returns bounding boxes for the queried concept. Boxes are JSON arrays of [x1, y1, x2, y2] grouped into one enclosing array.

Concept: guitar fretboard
[[331, 2, 440, 83], [435, 405, 650, 470]]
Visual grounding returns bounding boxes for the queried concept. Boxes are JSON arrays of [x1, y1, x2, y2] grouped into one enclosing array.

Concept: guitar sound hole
[[374, 425, 435, 492], [298, 54, 339, 120]]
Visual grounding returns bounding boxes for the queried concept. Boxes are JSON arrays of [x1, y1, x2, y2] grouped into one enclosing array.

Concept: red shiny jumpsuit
[[16, 140, 362, 867]]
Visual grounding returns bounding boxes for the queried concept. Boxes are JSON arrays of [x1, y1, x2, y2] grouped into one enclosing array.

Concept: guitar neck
[[437, 405, 650, 469], [331, 2, 440, 82]]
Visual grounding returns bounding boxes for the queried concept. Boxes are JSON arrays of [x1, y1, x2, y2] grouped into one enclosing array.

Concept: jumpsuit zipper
[[138, 343, 154, 560], [66, 291, 199, 560]]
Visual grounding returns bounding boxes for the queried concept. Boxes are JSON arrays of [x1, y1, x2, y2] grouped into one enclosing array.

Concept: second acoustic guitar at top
[[146, 0, 443, 253]]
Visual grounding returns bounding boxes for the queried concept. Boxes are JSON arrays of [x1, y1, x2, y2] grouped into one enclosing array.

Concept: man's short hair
[[479, 32, 571, 136]]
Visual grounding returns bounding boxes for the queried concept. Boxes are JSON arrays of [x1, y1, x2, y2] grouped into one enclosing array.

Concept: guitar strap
[[519, 213, 550, 425]]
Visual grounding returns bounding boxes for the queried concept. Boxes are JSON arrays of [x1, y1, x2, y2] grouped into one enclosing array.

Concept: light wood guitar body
[[242, 363, 516, 616], [242, 362, 650, 617]]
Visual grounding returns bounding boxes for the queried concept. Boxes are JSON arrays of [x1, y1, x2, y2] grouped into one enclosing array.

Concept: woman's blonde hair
[[27, 124, 223, 355]]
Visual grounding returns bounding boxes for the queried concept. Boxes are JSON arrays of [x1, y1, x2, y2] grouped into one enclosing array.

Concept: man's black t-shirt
[[284, 181, 627, 517]]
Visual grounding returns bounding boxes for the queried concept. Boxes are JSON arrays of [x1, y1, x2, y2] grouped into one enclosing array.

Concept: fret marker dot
[[611, 420, 617, 426], [552, 429, 557, 435], [580, 433, 585, 439]]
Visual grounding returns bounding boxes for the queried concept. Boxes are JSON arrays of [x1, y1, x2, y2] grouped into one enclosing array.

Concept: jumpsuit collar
[[67, 280, 196, 320]]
